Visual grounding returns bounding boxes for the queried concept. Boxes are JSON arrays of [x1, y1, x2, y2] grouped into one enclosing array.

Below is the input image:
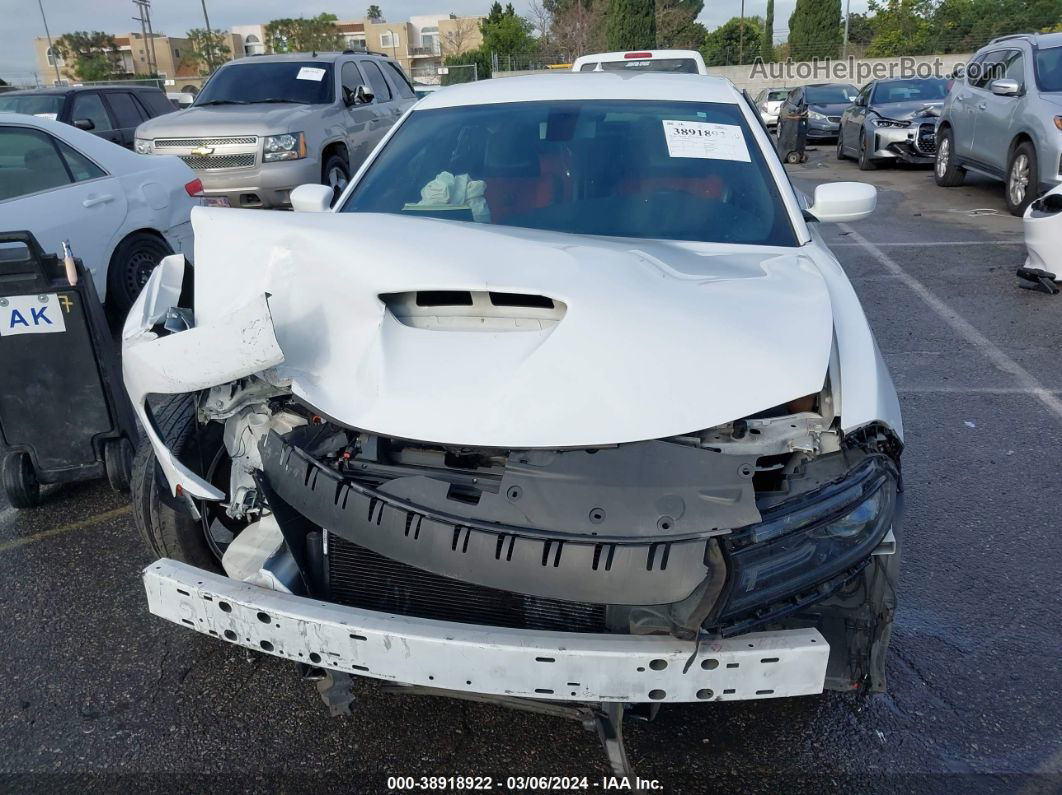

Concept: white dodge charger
[[125, 73, 902, 770]]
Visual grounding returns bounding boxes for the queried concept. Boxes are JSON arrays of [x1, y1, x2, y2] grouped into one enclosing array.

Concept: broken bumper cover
[[872, 123, 937, 163], [146, 558, 829, 703]]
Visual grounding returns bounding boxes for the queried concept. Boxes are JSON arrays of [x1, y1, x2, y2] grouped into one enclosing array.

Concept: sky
[[0, 0, 870, 79]]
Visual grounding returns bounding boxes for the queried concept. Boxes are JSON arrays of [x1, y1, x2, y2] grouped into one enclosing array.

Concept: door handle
[[82, 194, 114, 208], [977, 101, 987, 111]]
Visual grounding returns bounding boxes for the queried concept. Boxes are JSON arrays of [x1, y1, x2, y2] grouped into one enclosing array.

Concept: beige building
[[32, 14, 482, 92]]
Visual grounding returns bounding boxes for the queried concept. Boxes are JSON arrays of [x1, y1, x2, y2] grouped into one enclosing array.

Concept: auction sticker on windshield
[[662, 120, 750, 162], [0, 294, 66, 337], [296, 67, 326, 81]]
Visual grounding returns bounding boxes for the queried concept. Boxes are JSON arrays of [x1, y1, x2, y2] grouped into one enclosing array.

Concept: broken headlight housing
[[717, 456, 896, 622], [870, 117, 910, 129]]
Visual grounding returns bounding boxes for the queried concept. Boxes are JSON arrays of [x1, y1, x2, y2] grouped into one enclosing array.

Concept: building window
[[46, 47, 61, 66], [243, 33, 264, 56], [380, 31, 395, 49], [344, 34, 366, 50], [173, 48, 180, 58]]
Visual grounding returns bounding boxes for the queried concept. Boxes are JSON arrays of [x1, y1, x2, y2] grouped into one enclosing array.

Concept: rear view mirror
[[73, 118, 95, 131], [807, 182, 877, 223], [291, 183, 334, 213]]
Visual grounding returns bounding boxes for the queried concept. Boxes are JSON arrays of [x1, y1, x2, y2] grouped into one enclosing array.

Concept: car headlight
[[134, 138, 154, 154], [808, 110, 828, 121], [717, 456, 897, 622], [871, 117, 910, 129], [263, 132, 307, 162]]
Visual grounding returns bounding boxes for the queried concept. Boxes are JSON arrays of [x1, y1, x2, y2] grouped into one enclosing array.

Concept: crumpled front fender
[[122, 254, 285, 500]]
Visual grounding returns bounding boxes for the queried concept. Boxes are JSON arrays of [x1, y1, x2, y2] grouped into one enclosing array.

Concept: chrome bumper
[[145, 558, 830, 703]]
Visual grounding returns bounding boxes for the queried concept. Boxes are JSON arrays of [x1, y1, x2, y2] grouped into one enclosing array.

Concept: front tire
[[1005, 142, 1038, 216], [858, 132, 877, 171], [2, 451, 40, 509], [107, 232, 172, 319], [322, 152, 350, 206], [131, 395, 241, 572], [934, 127, 965, 187], [836, 132, 848, 161]]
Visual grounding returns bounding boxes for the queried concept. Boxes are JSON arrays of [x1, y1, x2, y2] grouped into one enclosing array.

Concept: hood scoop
[[382, 290, 566, 332]]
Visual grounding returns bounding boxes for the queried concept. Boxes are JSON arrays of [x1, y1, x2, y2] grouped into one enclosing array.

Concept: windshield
[[0, 94, 64, 119], [1035, 46, 1062, 92], [194, 62, 334, 105], [872, 78, 948, 104], [599, 58, 699, 73], [341, 99, 796, 247], [767, 90, 788, 101], [805, 85, 857, 104]]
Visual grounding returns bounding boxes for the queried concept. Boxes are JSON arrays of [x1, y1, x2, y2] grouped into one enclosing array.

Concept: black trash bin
[[776, 110, 808, 165], [0, 231, 139, 508]]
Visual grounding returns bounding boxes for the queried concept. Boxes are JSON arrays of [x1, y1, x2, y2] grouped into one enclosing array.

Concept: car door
[[845, 83, 872, 152], [69, 92, 122, 148], [962, 50, 1008, 163], [358, 60, 398, 148], [972, 48, 1025, 173], [340, 60, 381, 169], [102, 90, 149, 149], [0, 124, 129, 287]]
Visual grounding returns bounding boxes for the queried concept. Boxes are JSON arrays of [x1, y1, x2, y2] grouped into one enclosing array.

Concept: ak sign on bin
[[0, 294, 67, 337]]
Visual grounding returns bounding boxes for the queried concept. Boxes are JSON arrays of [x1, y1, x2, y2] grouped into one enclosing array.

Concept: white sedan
[[0, 113, 198, 315], [124, 72, 901, 768]]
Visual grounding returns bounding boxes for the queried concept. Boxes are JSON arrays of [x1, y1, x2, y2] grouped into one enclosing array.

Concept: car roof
[[416, 72, 742, 110], [225, 51, 394, 66], [0, 111, 145, 168], [0, 85, 161, 96]]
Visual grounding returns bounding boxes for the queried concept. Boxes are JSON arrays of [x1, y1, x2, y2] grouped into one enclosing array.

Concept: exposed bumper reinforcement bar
[[145, 558, 830, 703]]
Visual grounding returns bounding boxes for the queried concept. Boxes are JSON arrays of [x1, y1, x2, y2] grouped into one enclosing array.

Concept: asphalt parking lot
[[1, 144, 1060, 793]]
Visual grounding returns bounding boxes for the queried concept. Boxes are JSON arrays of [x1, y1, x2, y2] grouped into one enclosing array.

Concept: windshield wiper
[[195, 99, 249, 106], [251, 98, 311, 105]]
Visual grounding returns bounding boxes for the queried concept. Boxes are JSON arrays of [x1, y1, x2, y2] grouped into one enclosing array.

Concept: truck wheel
[[2, 451, 41, 509], [934, 127, 965, 187], [322, 153, 350, 205], [131, 394, 242, 572], [1005, 142, 1038, 217], [858, 133, 877, 171], [104, 437, 134, 493], [107, 232, 172, 319]]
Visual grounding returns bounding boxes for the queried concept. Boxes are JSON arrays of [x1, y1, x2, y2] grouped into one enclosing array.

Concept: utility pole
[[842, 0, 851, 58], [133, 1, 149, 77], [738, 0, 745, 65], [37, 0, 62, 86], [200, 0, 215, 72]]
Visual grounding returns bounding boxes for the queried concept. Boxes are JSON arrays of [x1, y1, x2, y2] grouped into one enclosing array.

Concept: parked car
[[572, 49, 708, 74], [0, 113, 198, 314], [777, 83, 859, 143], [412, 83, 441, 99], [0, 85, 174, 149], [134, 52, 417, 209], [837, 77, 949, 170], [124, 72, 901, 770], [935, 32, 1062, 215], [753, 87, 789, 127], [1022, 183, 1062, 273]]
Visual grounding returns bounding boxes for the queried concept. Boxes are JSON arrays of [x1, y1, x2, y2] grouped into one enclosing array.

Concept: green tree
[[366, 5, 383, 22], [656, 0, 707, 49], [864, 0, 932, 56], [606, 0, 657, 50], [701, 16, 764, 65], [788, 0, 842, 60], [264, 14, 343, 53], [845, 12, 874, 45], [53, 31, 123, 82], [480, 3, 535, 57], [186, 28, 230, 74], [761, 0, 775, 61]]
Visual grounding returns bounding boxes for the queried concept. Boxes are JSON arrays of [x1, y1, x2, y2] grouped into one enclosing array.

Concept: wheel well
[[1008, 133, 1034, 162], [322, 141, 349, 166]]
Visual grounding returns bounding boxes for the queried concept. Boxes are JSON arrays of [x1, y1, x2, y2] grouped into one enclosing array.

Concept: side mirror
[[806, 182, 877, 223], [73, 118, 95, 131], [290, 183, 334, 213], [355, 84, 374, 105], [990, 78, 1020, 97]]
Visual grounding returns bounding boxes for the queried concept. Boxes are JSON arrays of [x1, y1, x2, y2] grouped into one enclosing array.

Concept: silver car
[[134, 52, 417, 209], [935, 32, 1062, 215], [837, 78, 949, 170]]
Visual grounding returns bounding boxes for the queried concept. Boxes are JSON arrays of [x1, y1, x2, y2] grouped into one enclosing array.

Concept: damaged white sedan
[[125, 73, 902, 771]]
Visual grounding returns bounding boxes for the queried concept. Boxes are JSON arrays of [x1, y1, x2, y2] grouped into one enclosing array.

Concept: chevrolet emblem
[[191, 145, 215, 156]]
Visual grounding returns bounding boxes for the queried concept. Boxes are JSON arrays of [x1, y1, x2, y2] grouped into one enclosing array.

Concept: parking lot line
[[0, 505, 132, 554], [898, 386, 1062, 394], [840, 225, 1062, 424], [829, 240, 1024, 247]]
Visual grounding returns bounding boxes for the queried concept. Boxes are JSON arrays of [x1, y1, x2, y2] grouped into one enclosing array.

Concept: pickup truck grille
[[326, 533, 609, 633], [178, 153, 256, 170], [155, 136, 257, 148]]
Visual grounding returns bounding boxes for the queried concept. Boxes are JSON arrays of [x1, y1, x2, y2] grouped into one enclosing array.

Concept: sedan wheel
[[1005, 143, 1038, 216]]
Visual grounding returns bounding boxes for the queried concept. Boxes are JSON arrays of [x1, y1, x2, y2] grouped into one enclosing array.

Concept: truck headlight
[[135, 138, 154, 154], [717, 456, 897, 622], [263, 132, 307, 162]]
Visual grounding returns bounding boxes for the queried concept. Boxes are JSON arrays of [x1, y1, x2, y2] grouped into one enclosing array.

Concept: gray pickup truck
[[134, 52, 417, 209]]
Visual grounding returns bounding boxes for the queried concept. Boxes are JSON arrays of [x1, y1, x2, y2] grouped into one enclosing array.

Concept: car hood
[[871, 100, 943, 120], [187, 209, 835, 448], [136, 103, 320, 138], [808, 102, 850, 116]]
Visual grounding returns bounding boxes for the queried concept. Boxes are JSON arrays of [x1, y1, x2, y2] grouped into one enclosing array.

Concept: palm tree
[[366, 5, 383, 22]]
